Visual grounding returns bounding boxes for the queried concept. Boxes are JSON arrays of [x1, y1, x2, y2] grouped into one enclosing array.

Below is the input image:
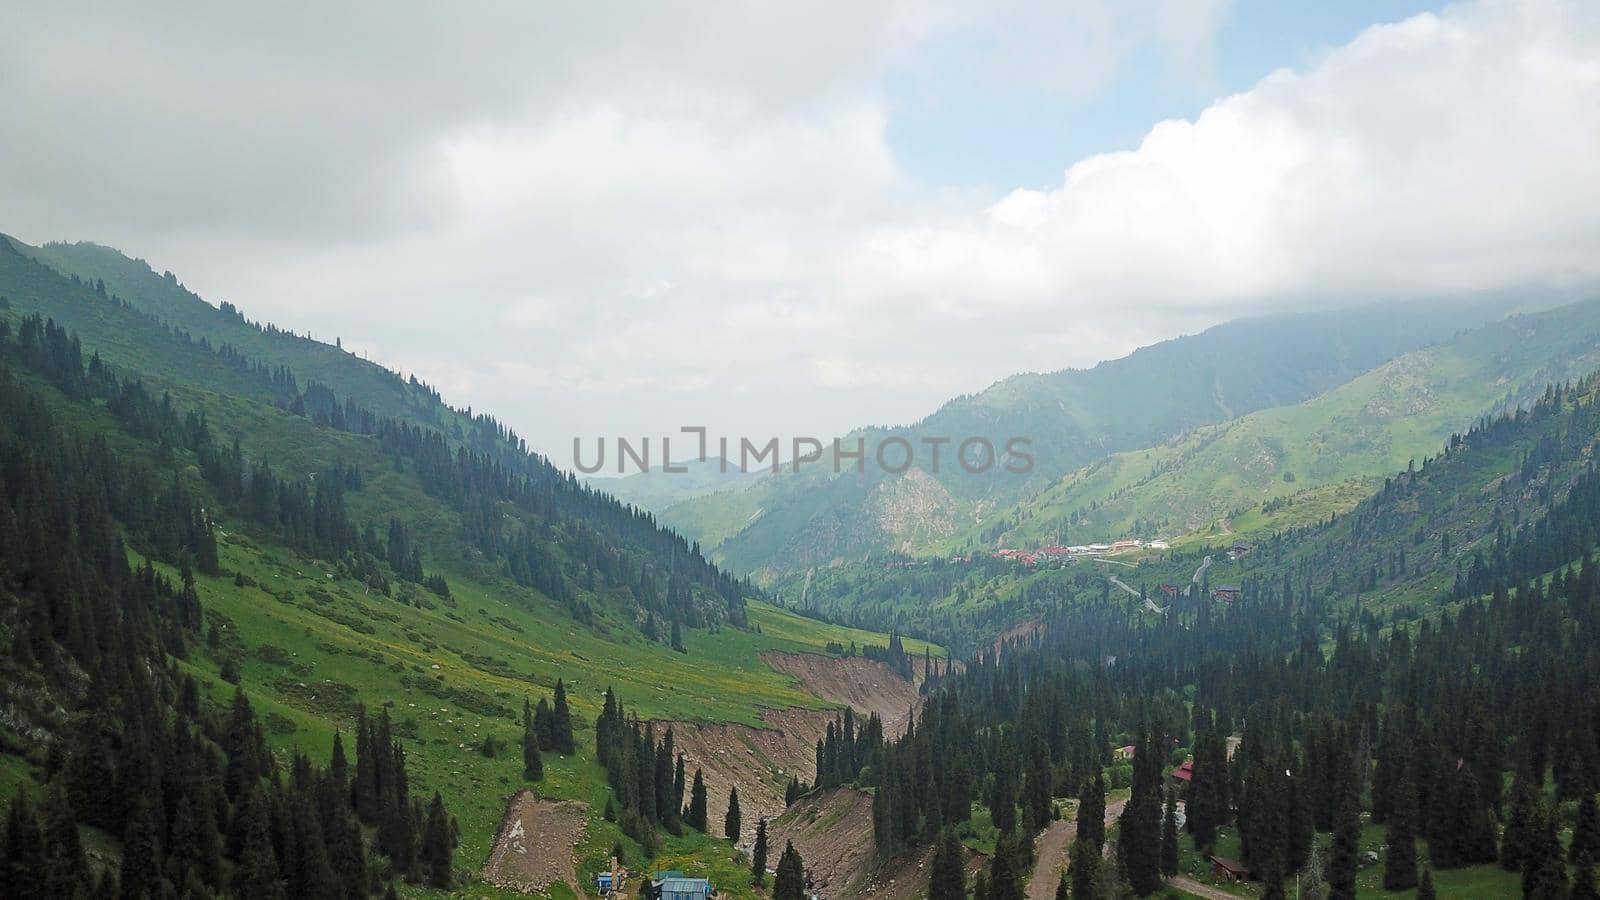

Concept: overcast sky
[[4, 0, 1598, 464]]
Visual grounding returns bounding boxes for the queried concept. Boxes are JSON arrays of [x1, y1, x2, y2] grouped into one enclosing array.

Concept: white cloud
[[2, 0, 1597, 462]]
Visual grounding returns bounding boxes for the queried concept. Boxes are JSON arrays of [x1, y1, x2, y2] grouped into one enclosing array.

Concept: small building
[[1213, 585, 1242, 602], [1114, 745, 1137, 761], [653, 873, 713, 900], [1159, 583, 1180, 598], [1228, 543, 1252, 560], [1170, 759, 1194, 783], [1210, 856, 1252, 883]]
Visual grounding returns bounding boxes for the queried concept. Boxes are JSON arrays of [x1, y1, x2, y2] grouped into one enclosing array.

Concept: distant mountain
[[588, 456, 766, 513], [979, 297, 1600, 549], [663, 297, 1528, 575]]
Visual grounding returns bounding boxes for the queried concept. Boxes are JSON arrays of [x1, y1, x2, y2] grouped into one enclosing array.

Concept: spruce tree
[[420, 792, 456, 889], [687, 769, 708, 831], [232, 799, 286, 900], [1161, 783, 1179, 876], [1574, 792, 1600, 865], [1078, 774, 1106, 853], [1326, 773, 1360, 900], [1523, 800, 1569, 900], [1117, 728, 1162, 896], [1417, 867, 1437, 900], [523, 699, 544, 782], [1069, 837, 1097, 900], [1502, 767, 1539, 872], [120, 792, 167, 900], [989, 829, 1026, 900], [1, 789, 44, 898], [1576, 854, 1600, 900], [1302, 841, 1327, 900], [929, 828, 967, 900], [725, 787, 742, 842], [40, 783, 90, 897], [552, 679, 575, 754], [774, 840, 805, 900], [751, 818, 769, 887], [1382, 764, 1419, 890]]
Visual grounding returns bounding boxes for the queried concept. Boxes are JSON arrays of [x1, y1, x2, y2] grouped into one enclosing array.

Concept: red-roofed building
[[1171, 759, 1194, 783]]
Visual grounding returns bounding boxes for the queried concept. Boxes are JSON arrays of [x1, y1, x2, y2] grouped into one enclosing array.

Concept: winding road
[[1025, 797, 1128, 900]]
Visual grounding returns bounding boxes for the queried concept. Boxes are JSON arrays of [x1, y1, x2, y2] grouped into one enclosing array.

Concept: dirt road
[[1169, 875, 1241, 899], [1027, 797, 1127, 900]]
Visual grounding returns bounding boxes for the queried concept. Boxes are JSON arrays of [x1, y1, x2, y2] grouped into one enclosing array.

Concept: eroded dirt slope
[[666, 650, 928, 845], [760, 651, 924, 736], [482, 791, 589, 895], [669, 706, 835, 844], [769, 786, 985, 900]]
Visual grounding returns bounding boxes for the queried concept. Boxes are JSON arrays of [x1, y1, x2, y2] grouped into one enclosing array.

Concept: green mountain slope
[[1158, 371, 1600, 618], [979, 298, 1600, 549], [662, 298, 1524, 575], [0, 237, 938, 896]]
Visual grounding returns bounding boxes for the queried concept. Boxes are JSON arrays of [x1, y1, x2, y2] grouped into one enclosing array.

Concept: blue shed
[[653, 872, 712, 900]]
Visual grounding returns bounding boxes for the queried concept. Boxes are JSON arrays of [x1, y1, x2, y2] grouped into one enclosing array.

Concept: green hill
[[662, 297, 1524, 576], [976, 298, 1600, 550], [0, 236, 937, 897]]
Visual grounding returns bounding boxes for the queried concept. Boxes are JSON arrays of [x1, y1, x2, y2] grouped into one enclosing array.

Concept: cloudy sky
[[4, 0, 1599, 465]]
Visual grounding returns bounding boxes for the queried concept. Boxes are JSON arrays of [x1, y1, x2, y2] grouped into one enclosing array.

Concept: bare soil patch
[[770, 787, 985, 900], [760, 652, 923, 737], [667, 706, 835, 845], [482, 791, 589, 895]]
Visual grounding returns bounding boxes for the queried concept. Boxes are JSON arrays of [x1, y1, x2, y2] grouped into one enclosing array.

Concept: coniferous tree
[[1503, 767, 1540, 873], [687, 769, 708, 832], [1326, 774, 1361, 900], [1, 789, 45, 898], [1077, 774, 1105, 853], [1575, 792, 1600, 866], [751, 818, 770, 887], [232, 796, 286, 900], [725, 787, 742, 842], [1417, 867, 1437, 900], [40, 784, 90, 897], [1575, 852, 1600, 900], [989, 829, 1026, 900], [1069, 837, 1098, 900], [552, 679, 576, 754], [1383, 764, 1419, 890], [121, 791, 167, 900], [929, 828, 967, 900], [420, 792, 456, 889], [523, 699, 544, 782], [1301, 841, 1327, 900], [774, 840, 805, 900], [1188, 712, 1228, 853], [1117, 728, 1162, 896], [1523, 800, 1569, 900], [1161, 783, 1179, 876]]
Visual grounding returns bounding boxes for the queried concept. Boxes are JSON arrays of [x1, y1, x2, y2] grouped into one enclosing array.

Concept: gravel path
[[1027, 797, 1127, 900]]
